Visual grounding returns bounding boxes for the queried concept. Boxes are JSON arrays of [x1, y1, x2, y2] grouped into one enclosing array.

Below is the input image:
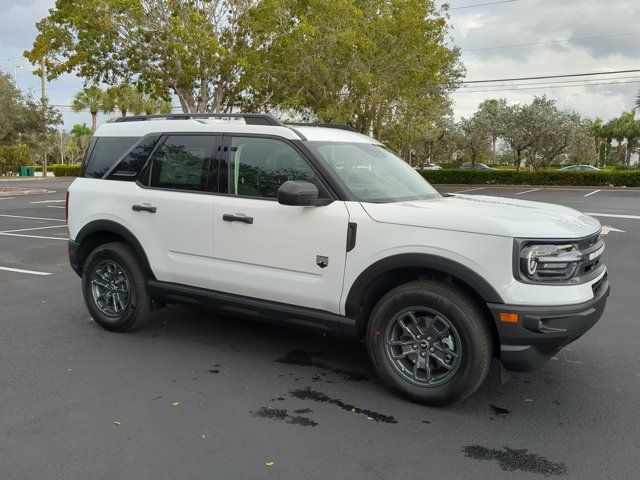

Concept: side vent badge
[[316, 255, 329, 269]]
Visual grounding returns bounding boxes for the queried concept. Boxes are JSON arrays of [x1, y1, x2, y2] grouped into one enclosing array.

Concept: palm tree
[[131, 95, 174, 116], [71, 86, 109, 133], [585, 118, 603, 163], [619, 110, 638, 165], [605, 117, 626, 164], [106, 86, 144, 117]]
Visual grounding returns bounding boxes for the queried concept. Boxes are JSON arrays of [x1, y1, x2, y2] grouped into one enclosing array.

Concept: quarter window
[[229, 137, 315, 198], [108, 135, 160, 181], [149, 135, 215, 192], [84, 137, 139, 178]]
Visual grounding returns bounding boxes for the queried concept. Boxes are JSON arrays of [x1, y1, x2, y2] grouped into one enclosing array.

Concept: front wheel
[[82, 242, 152, 332], [367, 280, 493, 406]]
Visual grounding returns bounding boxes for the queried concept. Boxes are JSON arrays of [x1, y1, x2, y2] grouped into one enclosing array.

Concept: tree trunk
[[616, 141, 623, 163], [91, 112, 97, 133], [515, 149, 522, 171]]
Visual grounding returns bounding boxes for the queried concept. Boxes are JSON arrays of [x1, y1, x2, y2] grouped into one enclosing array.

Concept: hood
[[361, 194, 601, 239]]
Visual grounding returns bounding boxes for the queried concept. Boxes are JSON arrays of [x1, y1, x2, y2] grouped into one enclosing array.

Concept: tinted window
[[108, 135, 160, 181], [149, 135, 214, 192], [229, 137, 315, 198], [84, 137, 139, 178]]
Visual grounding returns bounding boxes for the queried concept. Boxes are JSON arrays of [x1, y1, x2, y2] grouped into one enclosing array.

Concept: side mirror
[[277, 180, 322, 206]]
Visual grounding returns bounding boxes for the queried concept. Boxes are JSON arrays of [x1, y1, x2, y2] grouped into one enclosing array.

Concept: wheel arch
[[74, 220, 155, 279], [344, 253, 504, 339]]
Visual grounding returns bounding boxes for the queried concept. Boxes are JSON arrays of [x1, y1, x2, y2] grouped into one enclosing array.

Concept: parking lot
[[1, 178, 639, 479]]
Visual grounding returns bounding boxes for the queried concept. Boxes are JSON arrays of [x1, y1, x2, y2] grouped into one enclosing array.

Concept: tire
[[82, 242, 152, 332], [366, 280, 492, 406]]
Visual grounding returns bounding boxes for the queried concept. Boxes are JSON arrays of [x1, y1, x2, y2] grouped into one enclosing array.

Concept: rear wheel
[[367, 280, 492, 406], [82, 242, 152, 332]]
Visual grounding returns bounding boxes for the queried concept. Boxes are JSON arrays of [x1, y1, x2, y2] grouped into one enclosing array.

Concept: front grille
[[575, 233, 605, 279]]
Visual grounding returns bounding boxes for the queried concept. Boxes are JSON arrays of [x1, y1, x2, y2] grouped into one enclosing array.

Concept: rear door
[[211, 135, 350, 313], [118, 133, 220, 289]]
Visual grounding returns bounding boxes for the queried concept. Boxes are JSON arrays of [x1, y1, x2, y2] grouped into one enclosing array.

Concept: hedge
[[50, 164, 81, 177], [421, 169, 640, 187]]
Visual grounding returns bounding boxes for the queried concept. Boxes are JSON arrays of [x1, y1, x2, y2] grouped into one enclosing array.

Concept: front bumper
[[488, 274, 610, 371]]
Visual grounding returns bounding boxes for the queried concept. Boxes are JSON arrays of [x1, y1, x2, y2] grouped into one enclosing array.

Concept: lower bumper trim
[[488, 276, 610, 372]]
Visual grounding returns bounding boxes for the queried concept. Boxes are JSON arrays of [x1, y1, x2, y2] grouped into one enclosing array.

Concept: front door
[[212, 135, 350, 313]]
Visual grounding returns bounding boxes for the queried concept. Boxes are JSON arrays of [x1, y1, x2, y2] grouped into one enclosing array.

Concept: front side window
[[149, 135, 215, 192], [228, 137, 315, 198], [84, 137, 139, 178], [307, 142, 441, 203]]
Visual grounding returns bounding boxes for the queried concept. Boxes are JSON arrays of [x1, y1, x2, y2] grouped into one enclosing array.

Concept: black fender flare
[[75, 220, 154, 278], [344, 253, 504, 319]]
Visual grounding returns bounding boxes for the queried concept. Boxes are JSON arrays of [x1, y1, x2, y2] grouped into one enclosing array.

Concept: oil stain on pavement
[[463, 445, 567, 476], [288, 388, 397, 424], [251, 407, 318, 427], [276, 350, 369, 381]]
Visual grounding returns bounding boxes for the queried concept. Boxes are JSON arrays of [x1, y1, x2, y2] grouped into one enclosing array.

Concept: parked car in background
[[560, 165, 601, 171], [414, 163, 442, 171], [460, 163, 498, 170]]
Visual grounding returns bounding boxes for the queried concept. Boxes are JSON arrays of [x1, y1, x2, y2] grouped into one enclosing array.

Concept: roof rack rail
[[285, 122, 359, 133], [114, 113, 284, 126]]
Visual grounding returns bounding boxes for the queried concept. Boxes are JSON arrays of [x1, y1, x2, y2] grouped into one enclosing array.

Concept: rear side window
[[149, 135, 215, 192], [108, 135, 160, 181], [84, 137, 139, 178]]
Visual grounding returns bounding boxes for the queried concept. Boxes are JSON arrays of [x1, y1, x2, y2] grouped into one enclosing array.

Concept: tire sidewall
[[368, 284, 489, 405], [82, 244, 142, 331]]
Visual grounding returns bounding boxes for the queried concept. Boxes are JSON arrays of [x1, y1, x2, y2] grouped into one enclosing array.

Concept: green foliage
[[49, 164, 81, 176], [421, 169, 640, 187], [71, 123, 92, 137], [0, 145, 31, 175], [248, 0, 462, 141], [0, 72, 61, 150]]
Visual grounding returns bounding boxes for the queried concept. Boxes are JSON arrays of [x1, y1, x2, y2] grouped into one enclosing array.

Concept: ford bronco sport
[[67, 113, 610, 405]]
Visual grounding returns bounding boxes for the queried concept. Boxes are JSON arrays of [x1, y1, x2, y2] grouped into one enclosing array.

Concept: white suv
[[67, 113, 610, 405]]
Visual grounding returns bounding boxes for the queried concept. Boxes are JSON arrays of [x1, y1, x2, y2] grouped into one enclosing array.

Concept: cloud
[[447, 0, 640, 120]]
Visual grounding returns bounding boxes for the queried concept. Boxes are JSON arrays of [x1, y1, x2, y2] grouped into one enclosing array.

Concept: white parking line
[[587, 212, 640, 220], [584, 189, 601, 197], [0, 266, 52, 276], [515, 188, 541, 195], [30, 199, 65, 204], [0, 197, 15, 200], [452, 187, 486, 194], [0, 225, 67, 233], [46, 205, 65, 209], [0, 232, 68, 241], [0, 214, 65, 222]]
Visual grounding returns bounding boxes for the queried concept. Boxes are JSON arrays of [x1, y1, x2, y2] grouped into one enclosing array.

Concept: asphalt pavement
[[1, 178, 639, 480]]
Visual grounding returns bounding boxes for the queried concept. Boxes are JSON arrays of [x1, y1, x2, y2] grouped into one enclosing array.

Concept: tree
[[105, 85, 143, 117], [247, 0, 462, 139], [585, 117, 603, 163], [71, 86, 110, 132], [501, 103, 537, 170], [459, 114, 491, 166], [605, 116, 626, 164], [619, 110, 639, 165], [0, 72, 61, 147], [475, 99, 507, 163], [26, 0, 255, 114], [131, 95, 173, 116]]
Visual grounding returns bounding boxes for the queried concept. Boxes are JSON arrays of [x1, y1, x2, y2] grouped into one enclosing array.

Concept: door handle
[[223, 213, 253, 224], [132, 204, 157, 213]]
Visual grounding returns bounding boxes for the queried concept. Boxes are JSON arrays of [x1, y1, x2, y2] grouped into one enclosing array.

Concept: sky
[[0, 0, 638, 130]]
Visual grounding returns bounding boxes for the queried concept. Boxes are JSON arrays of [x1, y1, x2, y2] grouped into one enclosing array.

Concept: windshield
[[307, 142, 441, 203]]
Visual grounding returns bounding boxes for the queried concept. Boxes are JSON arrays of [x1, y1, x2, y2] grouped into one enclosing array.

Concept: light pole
[[12, 64, 23, 83]]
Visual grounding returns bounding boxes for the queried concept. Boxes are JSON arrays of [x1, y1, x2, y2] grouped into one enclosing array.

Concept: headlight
[[519, 243, 583, 282]]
